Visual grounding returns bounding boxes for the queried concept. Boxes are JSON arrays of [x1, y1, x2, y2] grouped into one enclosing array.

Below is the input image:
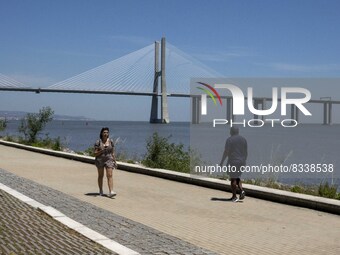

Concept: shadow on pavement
[[85, 192, 101, 196], [211, 197, 244, 203], [211, 197, 232, 202], [85, 193, 116, 199]]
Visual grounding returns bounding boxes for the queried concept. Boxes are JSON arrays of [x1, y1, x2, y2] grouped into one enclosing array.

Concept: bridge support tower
[[150, 37, 170, 123]]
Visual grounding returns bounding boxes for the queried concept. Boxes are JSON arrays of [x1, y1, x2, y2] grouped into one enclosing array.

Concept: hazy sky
[[1, 0, 340, 121]]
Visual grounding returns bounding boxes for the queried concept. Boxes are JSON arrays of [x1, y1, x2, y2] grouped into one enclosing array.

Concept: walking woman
[[94, 127, 117, 198]]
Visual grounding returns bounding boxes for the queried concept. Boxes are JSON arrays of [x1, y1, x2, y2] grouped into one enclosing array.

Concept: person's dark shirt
[[225, 134, 247, 165]]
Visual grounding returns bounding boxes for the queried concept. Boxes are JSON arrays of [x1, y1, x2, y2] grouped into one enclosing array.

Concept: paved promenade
[[0, 144, 339, 255], [0, 189, 117, 255]]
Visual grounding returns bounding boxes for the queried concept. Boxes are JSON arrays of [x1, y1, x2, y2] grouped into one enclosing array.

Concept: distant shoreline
[[0, 110, 93, 121]]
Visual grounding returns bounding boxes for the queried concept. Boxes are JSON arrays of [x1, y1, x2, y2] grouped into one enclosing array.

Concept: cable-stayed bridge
[[1, 37, 340, 124], [0, 73, 29, 89], [0, 38, 220, 123]]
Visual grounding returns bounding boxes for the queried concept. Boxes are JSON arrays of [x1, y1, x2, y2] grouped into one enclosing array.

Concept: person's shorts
[[228, 163, 244, 179]]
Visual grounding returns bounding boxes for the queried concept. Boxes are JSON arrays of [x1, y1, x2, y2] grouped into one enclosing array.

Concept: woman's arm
[[94, 140, 104, 157], [94, 147, 104, 157]]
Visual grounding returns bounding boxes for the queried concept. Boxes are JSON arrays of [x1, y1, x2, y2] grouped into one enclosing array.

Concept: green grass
[[244, 178, 339, 200], [318, 182, 339, 199], [2, 135, 62, 151]]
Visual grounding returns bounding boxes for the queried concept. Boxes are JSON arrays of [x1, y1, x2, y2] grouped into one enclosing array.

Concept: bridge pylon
[[150, 37, 170, 123]]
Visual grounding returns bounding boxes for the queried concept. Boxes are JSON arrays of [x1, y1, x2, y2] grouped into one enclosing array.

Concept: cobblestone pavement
[[0, 169, 217, 255], [0, 189, 117, 255]]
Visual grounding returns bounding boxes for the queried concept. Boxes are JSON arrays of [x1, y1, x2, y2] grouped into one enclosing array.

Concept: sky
[[1, 0, 340, 121]]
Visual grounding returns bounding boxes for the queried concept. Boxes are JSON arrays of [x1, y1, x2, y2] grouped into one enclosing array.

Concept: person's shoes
[[232, 197, 239, 203], [108, 191, 117, 198], [99, 191, 104, 196], [239, 190, 246, 200]]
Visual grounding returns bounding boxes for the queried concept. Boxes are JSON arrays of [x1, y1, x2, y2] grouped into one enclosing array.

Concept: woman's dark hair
[[99, 127, 110, 139]]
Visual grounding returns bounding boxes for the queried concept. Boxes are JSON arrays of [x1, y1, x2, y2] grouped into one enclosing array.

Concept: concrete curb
[[0, 182, 140, 255], [1, 139, 340, 215]]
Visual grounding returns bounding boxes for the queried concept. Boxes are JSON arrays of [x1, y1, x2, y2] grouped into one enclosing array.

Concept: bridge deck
[[0, 145, 339, 255]]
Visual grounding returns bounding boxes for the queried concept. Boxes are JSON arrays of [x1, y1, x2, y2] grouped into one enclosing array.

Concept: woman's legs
[[106, 167, 114, 194], [97, 167, 104, 195]]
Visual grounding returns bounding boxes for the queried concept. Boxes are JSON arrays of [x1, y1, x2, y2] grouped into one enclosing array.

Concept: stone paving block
[[0, 189, 118, 255], [54, 215, 84, 229], [98, 239, 141, 255], [26, 199, 46, 208], [39, 206, 66, 217], [74, 225, 108, 241]]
